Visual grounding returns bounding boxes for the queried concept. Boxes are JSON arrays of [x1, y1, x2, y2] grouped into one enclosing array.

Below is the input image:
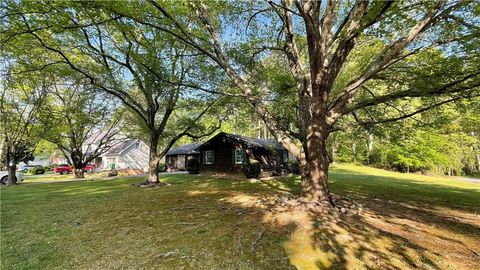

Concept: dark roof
[[227, 133, 285, 150], [197, 132, 285, 151], [166, 143, 202, 156]]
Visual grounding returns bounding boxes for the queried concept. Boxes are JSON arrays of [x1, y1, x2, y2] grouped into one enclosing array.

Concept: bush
[[29, 166, 45, 175], [44, 164, 57, 171], [186, 158, 200, 174], [244, 159, 261, 178], [158, 163, 167, 173], [287, 161, 300, 174]]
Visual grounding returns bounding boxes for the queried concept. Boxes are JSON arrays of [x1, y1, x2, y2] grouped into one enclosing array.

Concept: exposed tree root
[[271, 194, 363, 216], [132, 181, 171, 188]]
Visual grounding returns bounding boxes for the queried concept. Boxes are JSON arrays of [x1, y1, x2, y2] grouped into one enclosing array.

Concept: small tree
[[42, 77, 123, 178], [0, 62, 49, 184]]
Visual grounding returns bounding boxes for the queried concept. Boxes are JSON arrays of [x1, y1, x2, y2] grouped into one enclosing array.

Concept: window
[[234, 149, 244, 164], [204, 150, 214, 164]]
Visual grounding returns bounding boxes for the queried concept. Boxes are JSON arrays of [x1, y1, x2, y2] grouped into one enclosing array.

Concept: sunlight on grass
[[1, 164, 479, 269]]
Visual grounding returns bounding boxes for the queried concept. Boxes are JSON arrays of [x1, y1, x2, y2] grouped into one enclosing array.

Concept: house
[[94, 138, 150, 171], [165, 143, 201, 171], [165, 132, 291, 176]]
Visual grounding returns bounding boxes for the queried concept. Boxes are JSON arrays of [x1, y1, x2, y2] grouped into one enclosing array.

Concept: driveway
[[454, 177, 480, 184]]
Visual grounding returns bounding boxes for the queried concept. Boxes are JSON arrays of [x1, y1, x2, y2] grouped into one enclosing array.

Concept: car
[[0, 171, 24, 185], [84, 164, 95, 173], [19, 165, 36, 172], [53, 164, 95, 174], [53, 164, 72, 174], [20, 165, 45, 174]]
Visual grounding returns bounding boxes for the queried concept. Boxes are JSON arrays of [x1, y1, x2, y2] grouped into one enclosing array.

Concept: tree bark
[[71, 150, 85, 179], [7, 163, 17, 185], [300, 131, 333, 204], [6, 150, 17, 185], [147, 133, 160, 183], [299, 101, 333, 204], [74, 168, 85, 178]]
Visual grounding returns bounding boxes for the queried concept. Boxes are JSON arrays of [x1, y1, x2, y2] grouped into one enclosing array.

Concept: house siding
[[197, 133, 290, 175], [97, 140, 149, 171], [119, 145, 149, 171], [167, 133, 292, 176], [199, 138, 243, 172]]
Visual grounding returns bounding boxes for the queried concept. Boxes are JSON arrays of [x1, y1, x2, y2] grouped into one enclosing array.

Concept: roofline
[[194, 132, 285, 151], [166, 142, 202, 156], [118, 139, 142, 155]]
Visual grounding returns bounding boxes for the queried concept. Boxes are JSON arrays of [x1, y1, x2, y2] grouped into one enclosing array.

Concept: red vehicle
[[53, 164, 95, 174], [53, 164, 72, 174], [84, 164, 95, 172]]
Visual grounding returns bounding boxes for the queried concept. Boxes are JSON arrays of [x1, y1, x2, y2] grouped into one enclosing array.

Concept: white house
[[94, 139, 150, 171]]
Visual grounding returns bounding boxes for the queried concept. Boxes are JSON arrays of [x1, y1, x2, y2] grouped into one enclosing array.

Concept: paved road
[[455, 177, 480, 184]]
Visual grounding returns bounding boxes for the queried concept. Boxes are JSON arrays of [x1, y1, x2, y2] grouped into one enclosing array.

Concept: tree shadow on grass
[[177, 170, 480, 269], [2, 172, 479, 269], [261, 168, 480, 213], [329, 168, 480, 212], [213, 189, 480, 270]]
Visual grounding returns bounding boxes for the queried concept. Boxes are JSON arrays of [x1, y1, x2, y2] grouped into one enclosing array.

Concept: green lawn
[[1, 164, 479, 270], [22, 172, 110, 182]]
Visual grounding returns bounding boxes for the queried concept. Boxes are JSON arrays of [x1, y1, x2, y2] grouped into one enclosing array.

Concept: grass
[[1, 163, 479, 270], [23, 172, 113, 182]]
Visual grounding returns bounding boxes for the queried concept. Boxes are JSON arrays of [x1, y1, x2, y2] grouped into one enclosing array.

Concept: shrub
[[44, 164, 57, 171], [287, 161, 300, 174], [244, 159, 261, 178], [186, 158, 200, 174], [158, 163, 167, 173], [29, 166, 45, 175]]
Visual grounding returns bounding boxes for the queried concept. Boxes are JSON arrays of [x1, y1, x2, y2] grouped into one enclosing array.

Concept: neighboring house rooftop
[[84, 130, 118, 145], [103, 139, 139, 156], [166, 143, 202, 156]]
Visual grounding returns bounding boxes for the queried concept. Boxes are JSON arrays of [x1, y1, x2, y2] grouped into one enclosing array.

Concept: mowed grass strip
[[1, 164, 479, 269]]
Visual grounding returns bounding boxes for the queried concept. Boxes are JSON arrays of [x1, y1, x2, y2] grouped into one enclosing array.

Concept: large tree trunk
[[300, 137, 332, 204], [147, 135, 160, 183], [7, 163, 17, 185], [299, 99, 333, 204], [6, 151, 17, 185], [71, 150, 85, 179], [300, 142, 333, 204], [74, 168, 85, 178]]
